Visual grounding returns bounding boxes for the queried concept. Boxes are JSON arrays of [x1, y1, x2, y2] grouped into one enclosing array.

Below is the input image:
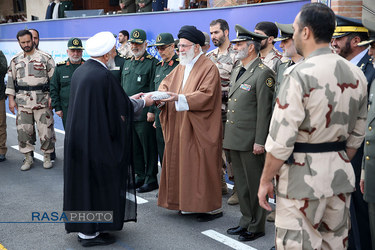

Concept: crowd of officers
[[1, 1, 375, 248]]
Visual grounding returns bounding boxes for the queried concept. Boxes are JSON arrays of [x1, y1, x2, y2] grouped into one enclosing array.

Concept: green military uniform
[[50, 38, 84, 128], [149, 33, 179, 167], [111, 50, 126, 82], [223, 25, 275, 236], [136, 0, 152, 12], [360, 0, 375, 247], [58, 0, 73, 18], [121, 29, 159, 186]]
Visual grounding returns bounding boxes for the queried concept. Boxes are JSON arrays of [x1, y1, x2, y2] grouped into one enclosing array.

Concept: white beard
[[106, 56, 116, 70], [235, 47, 248, 61], [179, 45, 195, 65]]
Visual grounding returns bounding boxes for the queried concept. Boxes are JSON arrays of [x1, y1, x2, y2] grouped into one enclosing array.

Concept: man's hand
[[161, 92, 178, 102], [131, 92, 144, 99], [147, 112, 155, 122], [119, 2, 125, 8], [258, 180, 274, 211], [8, 95, 17, 114], [360, 179, 365, 194], [48, 97, 52, 110], [153, 121, 156, 128], [253, 143, 265, 155], [56, 110, 63, 118]]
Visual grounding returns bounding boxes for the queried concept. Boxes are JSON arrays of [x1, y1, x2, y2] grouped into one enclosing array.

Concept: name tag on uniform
[[113, 66, 120, 70], [62, 75, 69, 78], [240, 84, 251, 91]]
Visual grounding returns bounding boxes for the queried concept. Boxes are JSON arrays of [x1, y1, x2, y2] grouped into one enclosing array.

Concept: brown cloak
[[157, 54, 223, 213]]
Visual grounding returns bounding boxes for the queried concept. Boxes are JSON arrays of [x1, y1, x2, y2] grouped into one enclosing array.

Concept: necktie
[[236, 67, 246, 81]]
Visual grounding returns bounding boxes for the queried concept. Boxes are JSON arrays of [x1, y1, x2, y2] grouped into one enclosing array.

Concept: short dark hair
[[210, 19, 229, 33], [119, 30, 129, 39], [29, 28, 39, 38], [17, 29, 33, 41], [347, 32, 370, 43], [255, 21, 278, 38], [298, 3, 335, 43]]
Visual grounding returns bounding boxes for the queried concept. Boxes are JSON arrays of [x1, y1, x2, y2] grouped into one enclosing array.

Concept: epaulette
[[146, 54, 154, 60], [57, 60, 67, 66], [176, 58, 180, 62], [157, 61, 163, 65], [126, 56, 133, 60], [11, 51, 23, 62], [258, 63, 266, 69], [118, 53, 126, 58], [37, 49, 53, 58]]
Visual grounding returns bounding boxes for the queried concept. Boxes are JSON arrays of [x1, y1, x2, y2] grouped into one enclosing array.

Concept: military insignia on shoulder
[[176, 58, 180, 62], [157, 61, 163, 65], [266, 78, 274, 88], [57, 61, 66, 66], [258, 63, 266, 69], [146, 55, 153, 59]]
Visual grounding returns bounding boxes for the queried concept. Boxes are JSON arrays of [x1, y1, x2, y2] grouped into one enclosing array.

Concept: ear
[[267, 36, 274, 44], [248, 43, 254, 54], [351, 36, 361, 47], [302, 26, 309, 40], [224, 29, 229, 37]]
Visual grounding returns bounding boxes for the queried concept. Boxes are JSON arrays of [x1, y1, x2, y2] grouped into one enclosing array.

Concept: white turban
[[86, 31, 116, 57]]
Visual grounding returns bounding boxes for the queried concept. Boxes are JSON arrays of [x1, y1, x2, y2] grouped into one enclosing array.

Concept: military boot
[[227, 183, 239, 205], [21, 152, 33, 171], [43, 153, 53, 169]]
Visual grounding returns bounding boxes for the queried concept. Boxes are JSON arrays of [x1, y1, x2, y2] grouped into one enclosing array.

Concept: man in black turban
[[156, 25, 224, 222]]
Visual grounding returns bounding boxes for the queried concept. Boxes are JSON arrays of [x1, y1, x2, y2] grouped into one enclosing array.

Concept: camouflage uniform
[[260, 46, 287, 73], [118, 43, 132, 58], [265, 47, 368, 249], [6, 49, 56, 154]]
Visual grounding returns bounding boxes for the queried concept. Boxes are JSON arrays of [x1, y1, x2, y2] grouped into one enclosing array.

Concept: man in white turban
[[63, 31, 154, 247]]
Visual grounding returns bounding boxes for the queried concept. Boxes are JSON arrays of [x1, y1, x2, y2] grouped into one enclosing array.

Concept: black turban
[[178, 25, 205, 47]]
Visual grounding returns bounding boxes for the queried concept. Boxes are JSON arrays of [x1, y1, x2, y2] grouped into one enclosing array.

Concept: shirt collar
[[350, 49, 368, 66]]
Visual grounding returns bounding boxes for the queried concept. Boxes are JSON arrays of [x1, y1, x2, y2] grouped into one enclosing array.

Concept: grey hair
[[246, 40, 261, 54]]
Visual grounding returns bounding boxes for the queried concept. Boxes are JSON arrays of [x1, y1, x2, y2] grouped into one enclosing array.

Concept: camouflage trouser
[[275, 194, 351, 250], [16, 107, 55, 154]]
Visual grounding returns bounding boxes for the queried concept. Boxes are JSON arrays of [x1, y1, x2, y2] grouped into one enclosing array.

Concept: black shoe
[[137, 182, 158, 193], [227, 226, 247, 235], [238, 231, 265, 241], [51, 148, 56, 161], [135, 179, 144, 189], [196, 212, 223, 222], [78, 233, 116, 247], [270, 246, 275, 250], [0, 154, 6, 162]]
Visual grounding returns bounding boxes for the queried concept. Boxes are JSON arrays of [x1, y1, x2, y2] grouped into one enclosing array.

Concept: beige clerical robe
[[157, 55, 223, 213]]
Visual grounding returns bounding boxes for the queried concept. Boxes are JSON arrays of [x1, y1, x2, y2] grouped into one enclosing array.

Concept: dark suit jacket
[[45, 2, 55, 19]]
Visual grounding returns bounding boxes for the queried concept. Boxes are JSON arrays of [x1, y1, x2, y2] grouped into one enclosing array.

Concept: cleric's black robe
[[63, 59, 136, 234]]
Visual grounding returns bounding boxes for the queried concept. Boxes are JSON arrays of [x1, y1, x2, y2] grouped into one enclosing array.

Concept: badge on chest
[[240, 84, 251, 91]]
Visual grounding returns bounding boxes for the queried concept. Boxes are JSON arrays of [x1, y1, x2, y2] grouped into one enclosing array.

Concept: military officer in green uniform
[[50, 38, 84, 128], [121, 29, 159, 193], [224, 25, 275, 241], [149, 33, 179, 167], [360, 0, 375, 247]]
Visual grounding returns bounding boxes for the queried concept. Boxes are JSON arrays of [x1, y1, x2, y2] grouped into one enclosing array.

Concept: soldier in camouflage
[[207, 19, 238, 203], [254, 21, 287, 73], [6, 30, 56, 171], [258, 3, 368, 249]]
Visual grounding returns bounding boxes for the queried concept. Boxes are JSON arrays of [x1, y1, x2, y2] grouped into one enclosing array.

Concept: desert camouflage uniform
[[207, 44, 237, 119], [260, 46, 287, 73], [265, 47, 368, 249], [6, 49, 56, 154]]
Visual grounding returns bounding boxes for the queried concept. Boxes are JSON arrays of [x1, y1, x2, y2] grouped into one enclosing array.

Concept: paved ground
[[0, 114, 275, 250]]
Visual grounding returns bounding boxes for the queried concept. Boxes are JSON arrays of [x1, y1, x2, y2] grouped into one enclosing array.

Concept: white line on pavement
[[11, 145, 43, 161], [202, 230, 257, 250]]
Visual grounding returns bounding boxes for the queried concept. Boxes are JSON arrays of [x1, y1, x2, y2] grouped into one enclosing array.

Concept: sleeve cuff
[[174, 94, 189, 111]]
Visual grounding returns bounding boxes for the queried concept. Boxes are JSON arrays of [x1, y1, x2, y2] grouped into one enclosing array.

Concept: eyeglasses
[[177, 43, 195, 49], [156, 45, 172, 51]]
